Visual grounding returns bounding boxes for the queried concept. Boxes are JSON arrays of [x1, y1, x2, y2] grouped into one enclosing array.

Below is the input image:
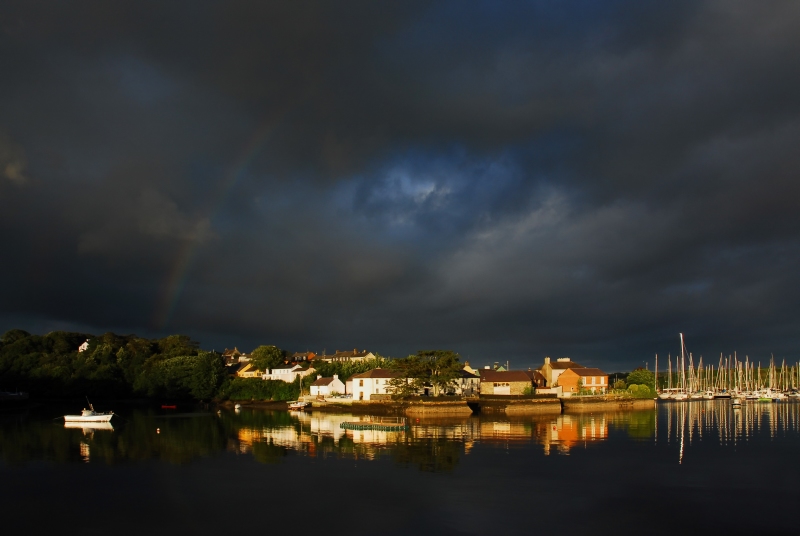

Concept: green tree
[[628, 384, 654, 398], [627, 368, 655, 389], [388, 355, 427, 396], [388, 350, 463, 396], [1, 329, 31, 345], [157, 334, 199, 357], [250, 345, 285, 371], [189, 351, 226, 400]]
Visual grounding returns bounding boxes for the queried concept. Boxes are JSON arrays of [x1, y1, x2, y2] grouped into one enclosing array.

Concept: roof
[[479, 370, 533, 382], [522, 370, 547, 381], [311, 377, 335, 386], [459, 369, 479, 378], [334, 349, 372, 358], [271, 364, 302, 371], [351, 368, 400, 379], [568, 367, 608, 377], [549, 361, 584, 370]]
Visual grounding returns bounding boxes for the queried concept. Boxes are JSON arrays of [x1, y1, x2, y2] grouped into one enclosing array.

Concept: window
[[359, 380, 364, 387]]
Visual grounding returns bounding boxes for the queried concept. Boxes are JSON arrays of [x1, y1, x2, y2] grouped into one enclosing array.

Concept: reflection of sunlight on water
[[79, 441, 90, 463]]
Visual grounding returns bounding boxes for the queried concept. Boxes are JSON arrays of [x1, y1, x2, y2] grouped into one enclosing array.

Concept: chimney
[[333, 374, 338, 380], [484, 365, 490, 369], [317, 375, 322, 380], [544, 357, 550, 365]]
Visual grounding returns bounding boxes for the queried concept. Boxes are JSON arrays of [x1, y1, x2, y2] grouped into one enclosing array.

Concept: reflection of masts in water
[[664, 399, 800, 461], [678, 403, 685, 464]]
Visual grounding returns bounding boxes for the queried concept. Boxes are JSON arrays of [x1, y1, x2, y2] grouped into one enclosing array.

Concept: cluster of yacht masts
[[655, 334, 800, 402]]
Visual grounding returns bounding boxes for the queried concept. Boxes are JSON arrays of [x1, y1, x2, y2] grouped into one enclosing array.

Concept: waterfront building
[[523, 368, 547, 388], [351, 368, 401, 400], [478, 370, 532, 395], [455, 369, 480, 396], [310, 374, 346, 397], [556, 367, 608, 395], [541, 357, 584, 387]]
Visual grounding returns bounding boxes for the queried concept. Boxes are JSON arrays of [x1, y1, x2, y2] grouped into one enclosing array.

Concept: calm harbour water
[[2, 401, 800, 535]]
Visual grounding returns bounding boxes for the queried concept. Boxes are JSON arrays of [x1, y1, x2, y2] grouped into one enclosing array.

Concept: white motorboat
[[64, 421, 114, 431], [288, 401, 309, 410], [64, 405, 113, 423]]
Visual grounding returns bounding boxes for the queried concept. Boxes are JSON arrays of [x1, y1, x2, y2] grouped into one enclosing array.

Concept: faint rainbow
[[154, 122, 276, 329]]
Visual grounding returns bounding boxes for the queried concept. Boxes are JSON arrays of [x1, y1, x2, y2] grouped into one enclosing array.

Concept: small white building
[[78, 340, 90, 353], [350, 368, 401, 401], [310, 374, 346, 397], [263, 364, 314, 383]]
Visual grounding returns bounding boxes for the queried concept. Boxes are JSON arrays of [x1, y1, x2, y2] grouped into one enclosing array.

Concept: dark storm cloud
[[1, 0, 799, 368]]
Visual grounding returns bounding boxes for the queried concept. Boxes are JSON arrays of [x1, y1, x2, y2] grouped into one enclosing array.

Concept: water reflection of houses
[[236, 412, 410, 460], [234, 411, 615, 461], [413, 414, 609, 455], [533, 414, 608, 455]]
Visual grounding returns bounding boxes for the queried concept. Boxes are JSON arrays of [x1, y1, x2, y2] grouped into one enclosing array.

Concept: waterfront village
[[221, 347, 610, 401]]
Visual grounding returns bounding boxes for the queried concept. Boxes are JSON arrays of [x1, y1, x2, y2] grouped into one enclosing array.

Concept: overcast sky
[[1, 1, 799, 370]]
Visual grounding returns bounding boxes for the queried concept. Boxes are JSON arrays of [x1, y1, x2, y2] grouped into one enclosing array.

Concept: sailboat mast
[[680, 333, 686, 392], [655, 354, 658, 395]]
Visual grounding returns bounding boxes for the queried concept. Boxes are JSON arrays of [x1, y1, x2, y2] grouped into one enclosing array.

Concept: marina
[[655, 334, 800, 402]]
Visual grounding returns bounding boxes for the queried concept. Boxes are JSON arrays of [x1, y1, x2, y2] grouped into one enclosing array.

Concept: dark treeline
[[0, 329, 226, 400]]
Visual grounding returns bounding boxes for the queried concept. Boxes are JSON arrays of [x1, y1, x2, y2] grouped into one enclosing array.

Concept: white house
[[78, 340, 90, 353], [319, 349, 376, 363], [263, 364, 314, 383], [310, 374, 346, 397], [350, 368, 401, 401], [454, 369, 480, 396]]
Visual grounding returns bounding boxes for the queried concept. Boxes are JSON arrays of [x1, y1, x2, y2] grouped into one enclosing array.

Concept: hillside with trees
[[0, 329, 225, 400]]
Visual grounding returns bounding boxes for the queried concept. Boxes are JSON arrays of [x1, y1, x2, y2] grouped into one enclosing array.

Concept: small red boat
[[161, 404, 177, 409]]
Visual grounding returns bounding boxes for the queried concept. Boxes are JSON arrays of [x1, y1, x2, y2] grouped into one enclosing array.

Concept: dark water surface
[[2, 401, 800, 535]]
